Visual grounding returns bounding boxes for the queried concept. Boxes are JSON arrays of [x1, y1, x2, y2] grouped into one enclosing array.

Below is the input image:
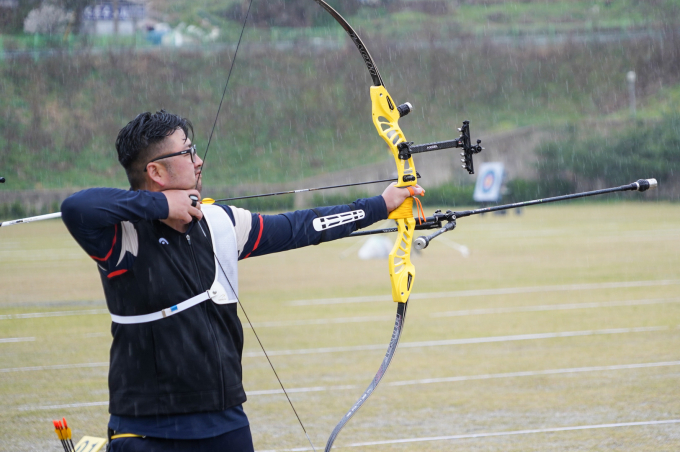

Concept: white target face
[[473, 162, 505, 202]]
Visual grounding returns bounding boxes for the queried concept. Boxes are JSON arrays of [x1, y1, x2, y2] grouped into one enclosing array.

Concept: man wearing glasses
[[61, 110, 422, 451]]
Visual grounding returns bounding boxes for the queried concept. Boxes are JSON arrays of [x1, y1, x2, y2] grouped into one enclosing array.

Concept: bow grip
[[388, 197, 414, 220]]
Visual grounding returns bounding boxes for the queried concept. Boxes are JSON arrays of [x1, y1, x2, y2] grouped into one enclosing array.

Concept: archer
[[60, 110, 423, 452]]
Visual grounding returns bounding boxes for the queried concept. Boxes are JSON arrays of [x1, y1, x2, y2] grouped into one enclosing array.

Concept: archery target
[[473, 162, 505, 202]]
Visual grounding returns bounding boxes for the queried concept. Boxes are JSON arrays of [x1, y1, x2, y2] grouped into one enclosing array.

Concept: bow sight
[[396, 120, 484, 175]]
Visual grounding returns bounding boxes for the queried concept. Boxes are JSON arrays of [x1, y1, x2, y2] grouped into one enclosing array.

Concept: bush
[[535, 114, 680, 192], [312, 190, 371, 207], [310, 183, 475, 209], [419, 183, 474, 207], [504, 178, 575, 203], [0, 201, 27, 221]]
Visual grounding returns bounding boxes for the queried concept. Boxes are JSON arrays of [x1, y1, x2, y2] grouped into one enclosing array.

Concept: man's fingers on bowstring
[[187, 189, 202, 206], [186, 189, 203, 221], [164, 190, 201, 223], [189, 205, 203, 221]]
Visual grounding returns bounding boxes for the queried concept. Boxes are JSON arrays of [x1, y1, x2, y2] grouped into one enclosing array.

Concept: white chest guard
[[110, 204, 238, 324]]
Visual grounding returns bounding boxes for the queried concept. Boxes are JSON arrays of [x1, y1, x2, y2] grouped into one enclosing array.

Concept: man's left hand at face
[[382, 183, 425, 213]]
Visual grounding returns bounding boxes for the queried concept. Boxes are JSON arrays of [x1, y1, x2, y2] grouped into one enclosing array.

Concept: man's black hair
[[116, 110, 194, 189]]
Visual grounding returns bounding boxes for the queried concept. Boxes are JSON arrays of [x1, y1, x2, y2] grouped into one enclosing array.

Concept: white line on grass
[[287, 279, 680, 306], [388, 360, 680, 387], [260, 419, 680, 451], [433, 297, 680, 318], [20, 401, 109, 411], [251, 297, 678, 328], [1, 296, 675, 328], [242, 326, 668, 358], [0, 362, 108, 373], [3, 327, 672, 374], [0, 337, 35, 343], [4, 281, 677, 323], [246, 360, 680, 395], [19, 360, 680, 410], [0, 249, 86, 261], [244, 315, 393, 329], [0, 310, 389, 326], [0, 309, 109, 320], [5, 359, 679, 391]]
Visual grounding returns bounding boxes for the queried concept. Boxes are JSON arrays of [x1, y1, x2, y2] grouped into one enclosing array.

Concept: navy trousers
[[109, 426, 255, 452]]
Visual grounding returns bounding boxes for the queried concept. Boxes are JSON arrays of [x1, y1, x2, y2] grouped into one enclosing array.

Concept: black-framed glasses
[[144, 145, 197, 172]]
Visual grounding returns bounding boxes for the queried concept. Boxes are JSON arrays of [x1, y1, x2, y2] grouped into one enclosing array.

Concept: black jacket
[[104, 218, 246, 416]]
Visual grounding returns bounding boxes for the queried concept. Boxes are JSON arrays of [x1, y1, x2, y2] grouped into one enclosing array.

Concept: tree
[[0, 0, 43, 34]]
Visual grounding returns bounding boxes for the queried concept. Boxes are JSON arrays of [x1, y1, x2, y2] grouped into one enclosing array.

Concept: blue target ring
[[482, 171, 495, 192]]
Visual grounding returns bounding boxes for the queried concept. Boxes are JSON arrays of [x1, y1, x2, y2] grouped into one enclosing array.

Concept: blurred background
[[1, 3, 679, 450], [0, 0, 678, 215]]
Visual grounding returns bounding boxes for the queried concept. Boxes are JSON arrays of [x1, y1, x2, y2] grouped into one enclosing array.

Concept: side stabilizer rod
[[414, 218, 456, 250]]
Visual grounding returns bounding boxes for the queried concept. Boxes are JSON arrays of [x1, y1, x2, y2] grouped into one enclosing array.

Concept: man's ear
[[146, 162, 166, 188]]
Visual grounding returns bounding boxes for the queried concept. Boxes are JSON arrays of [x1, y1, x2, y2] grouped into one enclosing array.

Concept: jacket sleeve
[[61, 188, 168, 270], [232, 195, 388, 259]]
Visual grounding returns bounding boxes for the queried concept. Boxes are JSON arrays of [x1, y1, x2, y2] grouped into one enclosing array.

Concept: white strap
[[202, 204, 238, 304], [110, 291, 211, 324]]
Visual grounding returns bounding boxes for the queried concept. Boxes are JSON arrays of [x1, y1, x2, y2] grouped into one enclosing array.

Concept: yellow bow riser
[[370, 85, 417, 304]]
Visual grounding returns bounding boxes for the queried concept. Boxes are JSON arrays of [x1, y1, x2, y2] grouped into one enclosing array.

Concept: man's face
[[153, 128, 203, 192]]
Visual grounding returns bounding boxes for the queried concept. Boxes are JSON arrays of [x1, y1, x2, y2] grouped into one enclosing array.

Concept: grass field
[[1, 202, 679, 451]]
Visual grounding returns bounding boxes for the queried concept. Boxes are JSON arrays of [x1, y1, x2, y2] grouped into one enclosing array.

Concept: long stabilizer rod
[[349, 178, 658, 240], [413, 178, 658, 250], [454, 178, 657, 219]]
